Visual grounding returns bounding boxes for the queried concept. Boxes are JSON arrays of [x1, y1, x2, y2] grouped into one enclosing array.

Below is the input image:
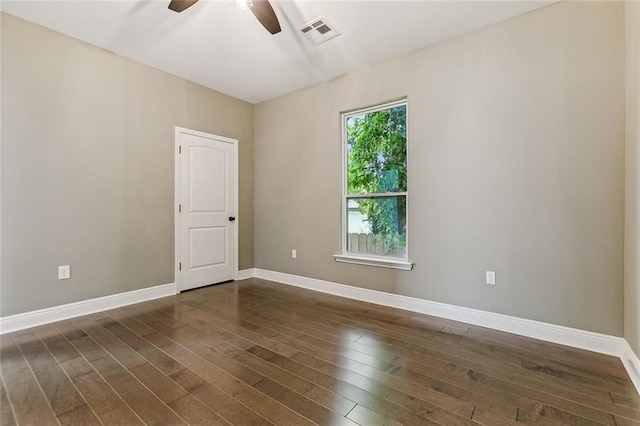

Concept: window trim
[[336, 98, 413, 270], [333, 253, 413, 270]]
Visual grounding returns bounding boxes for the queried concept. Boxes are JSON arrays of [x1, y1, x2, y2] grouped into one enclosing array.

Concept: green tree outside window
[[345, 103, 407, 256]]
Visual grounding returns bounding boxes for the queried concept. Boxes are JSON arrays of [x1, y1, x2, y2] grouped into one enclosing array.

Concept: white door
[[176, 127, 237, 291]]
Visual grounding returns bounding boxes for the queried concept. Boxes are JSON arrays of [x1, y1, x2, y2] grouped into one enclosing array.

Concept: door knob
[[228, 216, 236, 222]]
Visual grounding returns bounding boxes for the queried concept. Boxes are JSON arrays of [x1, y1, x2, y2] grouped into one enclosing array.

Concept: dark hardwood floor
[[1, 278, 639, 425]]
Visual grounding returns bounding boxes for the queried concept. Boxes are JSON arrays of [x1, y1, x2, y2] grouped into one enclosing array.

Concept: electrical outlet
[[291, 249, 297, 259], [58, 265, 71, 280], [486, 271, 496, 285]]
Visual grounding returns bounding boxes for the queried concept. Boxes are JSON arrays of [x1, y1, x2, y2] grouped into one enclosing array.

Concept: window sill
[[333, 254, 413, 271]]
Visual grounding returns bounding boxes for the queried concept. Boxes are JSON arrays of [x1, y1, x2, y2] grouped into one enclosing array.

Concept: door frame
[[174, 126, 239, 293]]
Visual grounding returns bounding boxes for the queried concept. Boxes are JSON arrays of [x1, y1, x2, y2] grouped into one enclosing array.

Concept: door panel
[[177, 129, 236, 291], [189, 227, 227, 269], [189, 147, 227, 212]]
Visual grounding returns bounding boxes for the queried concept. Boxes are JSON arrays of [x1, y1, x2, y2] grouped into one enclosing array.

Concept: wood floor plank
[[355, 331, 638, 422], [392, 348, 612, 425], [221, 282, 640, 422], [101, 308, 159, 337], [395, 355, 619, 425], [168, 393, 231, 425], [471, 406, 523, 426], [159, 341, 252, 395], [3, 278, 638, 426], [514, 408, 566, 426], [290, 350, 476, 425], [362, 332, 639, 423], [221, 379, 317, 426], [251, 316, 482, 422], [0, 374, 17, 426], [190, 381, 272, 426], [70, 316, 147, 370], [144, 330, 177, 348], [33, 325, 82, 364], [253, 377, 358, 425], [238, 303, 393, 362], [467, 325, 628, 380], [262, 281, 628, 372], [84, 353, 187, 425], [16, 332, 87, 417], [217, 303, 518, 422], [205, 300, 395, 371], [459, 335, 634, 393], [241, 284, 536, 354], [247, 342, 446, 425], [129, 362, 188, 404], [233, 350, 313, 394], [72, 370, 145, 425], [150, 337, 307, 425], [58, 356, 94, 379], [346, 296, 633, 400], [96, 317, 188, 376], [33, 319, 144, 425], [138, 316, 266, 387], [186, 317, 259, 350], [388, 362, 524, 419], [614, 415, 640, 426], [346, 403, 406, 426], [176, 323, 247, 357], [156, 336, 316, 425], [612, 392, 640, 409], [302, 384, 358, 416], [200, 319, 299, 358], [169, 367, 207, 393], [218, 299, 519, 420], [0, 335, 59, 425], [246, 282, 620, 402], [56, 403, 100, 426], [58, 328, 109, 363], [240, 280, 640, 422]]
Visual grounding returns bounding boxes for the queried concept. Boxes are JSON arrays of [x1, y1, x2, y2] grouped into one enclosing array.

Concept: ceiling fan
[[168, 0, 282, 35]]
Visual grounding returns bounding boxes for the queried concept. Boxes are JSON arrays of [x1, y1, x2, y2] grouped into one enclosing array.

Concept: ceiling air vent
[[299, 17, 341, 45]]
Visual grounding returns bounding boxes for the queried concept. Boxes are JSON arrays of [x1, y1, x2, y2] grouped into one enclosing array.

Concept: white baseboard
[[622, 340, 640, 393], [3, 268, 638, 395], [252, 268, 622, 356], [0, 283, 177, 335], [248, 268, 638, 395], [238, 268, 256, 281]]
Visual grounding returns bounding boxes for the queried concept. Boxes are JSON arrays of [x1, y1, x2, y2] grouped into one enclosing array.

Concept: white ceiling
[[1, 0, 555, 104]]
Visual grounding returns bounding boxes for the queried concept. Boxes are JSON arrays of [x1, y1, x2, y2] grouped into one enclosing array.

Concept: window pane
[[346, 196, 406, 257], [346, 105, 407, 195]]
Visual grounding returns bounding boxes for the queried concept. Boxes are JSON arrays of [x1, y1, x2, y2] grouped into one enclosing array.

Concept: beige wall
[[0, 13, 254, 316], [254, 1, 626, 335], [626, 0, 640, 356], [1, 1, 633, 343]]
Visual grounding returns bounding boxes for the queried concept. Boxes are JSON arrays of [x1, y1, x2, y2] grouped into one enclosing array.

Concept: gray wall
[[254, 1, 626, 336], [626, 0, 640, 357], [1, 13, 254, 316]]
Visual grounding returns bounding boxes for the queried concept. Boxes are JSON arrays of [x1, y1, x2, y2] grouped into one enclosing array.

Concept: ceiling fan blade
[[168, 0, 199, 13], [251, 0, 281, 35]]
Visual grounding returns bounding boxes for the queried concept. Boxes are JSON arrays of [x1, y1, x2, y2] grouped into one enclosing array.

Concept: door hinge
[[179, 145, 182, 154], [179, 262, 182, 271]]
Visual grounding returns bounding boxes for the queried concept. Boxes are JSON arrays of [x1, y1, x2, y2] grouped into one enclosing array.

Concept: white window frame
[[334, 98, 413, 271]]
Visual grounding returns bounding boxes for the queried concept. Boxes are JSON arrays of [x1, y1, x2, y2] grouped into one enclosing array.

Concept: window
[[334, 99, 412, 270]]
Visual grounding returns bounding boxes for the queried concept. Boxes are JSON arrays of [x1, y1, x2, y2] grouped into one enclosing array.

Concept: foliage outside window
[[339, 99, 409, 267]]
